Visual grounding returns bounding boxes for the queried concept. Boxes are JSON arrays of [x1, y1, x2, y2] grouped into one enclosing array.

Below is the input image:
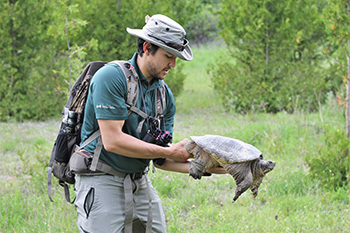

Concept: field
[[0, 43, 349, 232]]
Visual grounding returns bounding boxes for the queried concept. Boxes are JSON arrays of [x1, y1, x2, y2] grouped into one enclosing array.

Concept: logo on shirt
[[96, 104, 116, 110]]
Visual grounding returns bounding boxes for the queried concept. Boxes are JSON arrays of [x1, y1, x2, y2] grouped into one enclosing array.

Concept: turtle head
[[259, 160, 276, 175]]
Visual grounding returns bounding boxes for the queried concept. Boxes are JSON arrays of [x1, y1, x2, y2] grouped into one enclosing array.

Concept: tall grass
[[0, 42, 349, 232]]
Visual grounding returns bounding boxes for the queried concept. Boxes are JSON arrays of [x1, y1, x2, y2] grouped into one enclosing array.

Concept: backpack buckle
[[148, 116, 160, 129]]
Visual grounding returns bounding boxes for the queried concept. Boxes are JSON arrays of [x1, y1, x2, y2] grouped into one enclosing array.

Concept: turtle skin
[[185, 135, 276, 202]]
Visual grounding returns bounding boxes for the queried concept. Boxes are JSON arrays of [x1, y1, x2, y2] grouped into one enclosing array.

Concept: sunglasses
[[148, 34, 188, 52]]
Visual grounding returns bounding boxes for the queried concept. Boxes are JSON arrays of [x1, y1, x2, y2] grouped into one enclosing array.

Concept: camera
[[142, 128, 172, 166]]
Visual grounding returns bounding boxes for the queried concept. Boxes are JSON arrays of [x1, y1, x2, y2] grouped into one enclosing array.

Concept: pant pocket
[[84, 187, 95, 219]]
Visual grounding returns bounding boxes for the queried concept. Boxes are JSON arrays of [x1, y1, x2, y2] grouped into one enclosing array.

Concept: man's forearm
[[98, 119, 190, 162], [155, 159, 227, 174]]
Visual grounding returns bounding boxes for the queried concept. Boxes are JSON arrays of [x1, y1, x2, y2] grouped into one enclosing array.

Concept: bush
[[210, 57, 337, 113], [1, 0, 195, 121], [211, 0, 339, 113], [306, 127, 350, 190], [186, 4, 219, 44]]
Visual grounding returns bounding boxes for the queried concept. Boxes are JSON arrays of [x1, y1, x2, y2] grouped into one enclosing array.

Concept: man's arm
[[154, 159, 227, 174], [98, 119, 190, 162]]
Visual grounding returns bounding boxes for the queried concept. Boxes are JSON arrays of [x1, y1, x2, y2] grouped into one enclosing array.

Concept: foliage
[[301, 1, 350, 191], [186, 1, 220, 44], [306, 126, 350, 190], [47, 0, 98, 91], [0, 0, 199, 121], [211, 0, 339, 113], [323, 0, 350, 138], [0, 0, 66, 121], [323, 0, 350, 65]]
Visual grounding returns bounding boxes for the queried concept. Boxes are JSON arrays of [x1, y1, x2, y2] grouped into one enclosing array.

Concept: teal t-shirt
[[80, 53, 176, 173]]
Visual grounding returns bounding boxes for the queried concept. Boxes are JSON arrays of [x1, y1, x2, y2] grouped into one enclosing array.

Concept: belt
[[107, 170, 145, 180], [91, 159, 146, 180]]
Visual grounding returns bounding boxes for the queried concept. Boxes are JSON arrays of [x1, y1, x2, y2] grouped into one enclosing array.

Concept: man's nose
[[169, 57, 176, 67]]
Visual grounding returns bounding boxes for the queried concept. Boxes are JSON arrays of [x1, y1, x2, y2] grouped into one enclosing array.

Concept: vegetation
[[1, 0, 212, 121], [3, 0, 349, 120], [1, 44, 349, 232], [211, 0, 341, 114]]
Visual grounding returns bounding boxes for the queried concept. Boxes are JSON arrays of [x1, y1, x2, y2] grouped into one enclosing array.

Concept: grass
[[1, 42, 350, 232]]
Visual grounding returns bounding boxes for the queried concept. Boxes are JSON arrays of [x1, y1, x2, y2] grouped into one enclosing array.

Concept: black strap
[[59, 180, 75, 204], [136, 78, 149, 133]]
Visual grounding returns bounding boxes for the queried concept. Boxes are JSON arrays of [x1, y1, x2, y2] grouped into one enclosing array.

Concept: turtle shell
[[190, 135, 262, 164]]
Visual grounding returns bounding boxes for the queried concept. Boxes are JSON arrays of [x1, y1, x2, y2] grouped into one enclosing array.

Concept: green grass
[[1, 42, 349, 232]]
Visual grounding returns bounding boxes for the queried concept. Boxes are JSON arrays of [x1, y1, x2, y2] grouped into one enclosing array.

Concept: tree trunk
[[347, 41, 350, 138], [347, 1, 350, 138], [65, 12, 72, 92], [347, 0, 350, 190]]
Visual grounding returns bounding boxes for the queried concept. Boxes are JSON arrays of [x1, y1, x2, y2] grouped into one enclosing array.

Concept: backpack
[[47, 60, 166, 203]]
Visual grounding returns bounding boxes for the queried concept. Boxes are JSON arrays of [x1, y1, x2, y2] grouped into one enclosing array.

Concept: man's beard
[[148, 62, 170, 81]]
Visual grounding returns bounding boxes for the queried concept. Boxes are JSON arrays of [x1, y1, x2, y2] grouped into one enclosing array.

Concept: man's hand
[[167, 139, 192, 162]]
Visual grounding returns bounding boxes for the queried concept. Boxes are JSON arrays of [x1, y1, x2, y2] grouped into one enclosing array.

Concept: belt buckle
[[130, 172, 143, 180]]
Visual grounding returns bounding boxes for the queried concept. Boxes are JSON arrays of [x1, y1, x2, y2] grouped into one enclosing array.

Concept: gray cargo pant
[[74, 173, 167, 233]]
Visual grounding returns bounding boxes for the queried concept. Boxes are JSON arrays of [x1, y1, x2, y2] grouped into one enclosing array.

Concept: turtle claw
[[189, 173, 202, 180], [189, 167, 203, 179], [189, 159, 206, 180]]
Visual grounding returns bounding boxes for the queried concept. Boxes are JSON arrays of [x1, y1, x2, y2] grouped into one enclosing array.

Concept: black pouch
[[54, 132, 80, 163], [51, 131, 80, 184]]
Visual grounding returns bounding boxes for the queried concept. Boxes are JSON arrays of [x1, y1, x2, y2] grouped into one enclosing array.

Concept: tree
[[0, 0, 65, 120], [212, 0, 335, 113], [0, 0, 197, 121], [47, 0, 97, 91], [320, 0, 350, 190], [323, 0, 350, 138]]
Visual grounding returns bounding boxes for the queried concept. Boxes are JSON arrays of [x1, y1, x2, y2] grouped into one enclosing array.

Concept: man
[[74, 14, 220, 233]]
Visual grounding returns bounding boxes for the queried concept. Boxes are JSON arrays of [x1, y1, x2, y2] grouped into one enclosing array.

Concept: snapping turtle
[[185, 135, 276, 202]]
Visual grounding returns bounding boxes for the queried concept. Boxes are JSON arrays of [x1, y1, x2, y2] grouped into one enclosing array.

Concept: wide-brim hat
[[127, 14, 193, 61]]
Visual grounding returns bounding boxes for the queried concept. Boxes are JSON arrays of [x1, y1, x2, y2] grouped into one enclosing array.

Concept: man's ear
[[143, 42, 152, 55]]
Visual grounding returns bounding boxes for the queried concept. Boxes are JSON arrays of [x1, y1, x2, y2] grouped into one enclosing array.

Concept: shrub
[[211, 0, 339, 113], [306, 127, 350, 190], [1, 0, 193, 121]]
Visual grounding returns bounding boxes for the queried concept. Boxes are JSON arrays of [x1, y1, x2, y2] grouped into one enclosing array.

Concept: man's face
[[147, 47, 177, 80]]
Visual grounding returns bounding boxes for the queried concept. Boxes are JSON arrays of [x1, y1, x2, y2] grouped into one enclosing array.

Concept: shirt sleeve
[[90, 64, 129, 120]]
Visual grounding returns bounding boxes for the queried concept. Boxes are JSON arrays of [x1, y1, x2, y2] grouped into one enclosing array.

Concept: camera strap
[[136, 78, 163, 133]]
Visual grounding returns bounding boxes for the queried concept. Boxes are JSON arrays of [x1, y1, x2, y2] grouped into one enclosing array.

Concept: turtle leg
[[250, 177, 263, 198], [186, 142, 217, 179], [224, 163, 253, 202]]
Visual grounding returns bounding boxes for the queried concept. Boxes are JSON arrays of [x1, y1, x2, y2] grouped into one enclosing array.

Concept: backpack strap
[[155, 80, 166, 120], [47, 143, 56, 202], [108, 60, 166, 132], [108, 61, 139, 115]]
